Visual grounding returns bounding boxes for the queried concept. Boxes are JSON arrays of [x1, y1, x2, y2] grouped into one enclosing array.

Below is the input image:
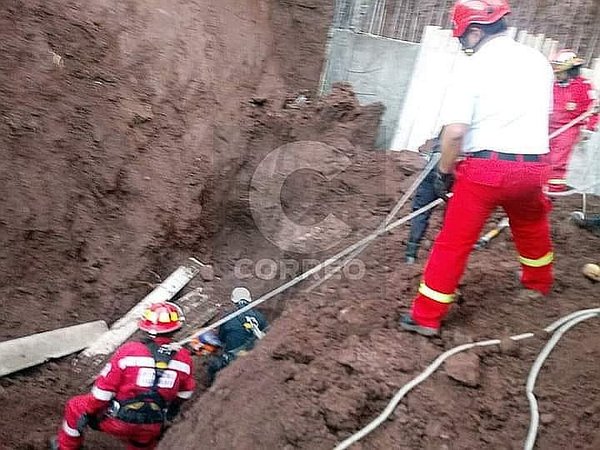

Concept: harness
[[108, 342, 174, 425]]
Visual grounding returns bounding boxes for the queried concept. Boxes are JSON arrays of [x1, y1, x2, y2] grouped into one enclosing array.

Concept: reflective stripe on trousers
[[418, 282, 455, 304], [410, 158, 553, 329], [519, 251, 554, 268]]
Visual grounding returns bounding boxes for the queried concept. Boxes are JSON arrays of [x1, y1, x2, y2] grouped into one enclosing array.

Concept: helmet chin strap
[[459, 33, 483, 56], [459, 28, 501, 56]]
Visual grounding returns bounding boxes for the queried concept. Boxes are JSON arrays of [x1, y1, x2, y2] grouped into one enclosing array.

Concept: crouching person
[[199, 287, 268, 385], [51, 302, 194, 450]]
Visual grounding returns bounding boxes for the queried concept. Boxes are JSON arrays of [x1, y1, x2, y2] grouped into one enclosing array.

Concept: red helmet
[[138, 302, 185, 335], [451, 0, 511, 38]]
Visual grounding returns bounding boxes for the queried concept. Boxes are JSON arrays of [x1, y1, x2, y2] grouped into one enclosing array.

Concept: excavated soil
[[1, 1, 599, 450]]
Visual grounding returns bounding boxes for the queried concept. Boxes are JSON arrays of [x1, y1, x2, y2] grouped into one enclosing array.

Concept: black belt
[[468, 150, 542, 162]]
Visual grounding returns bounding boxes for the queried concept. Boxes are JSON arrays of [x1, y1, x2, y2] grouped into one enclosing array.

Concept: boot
[[570, 211, 600, 235], [514, 270, 545, 303], [405, 242, 419, 264], [399, 314, 439, 336], [515, 288, 544, 304]]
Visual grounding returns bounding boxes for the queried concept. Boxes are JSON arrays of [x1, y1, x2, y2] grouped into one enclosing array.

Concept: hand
[[580, 129, 594, 142], [433, 167, 455, 200]]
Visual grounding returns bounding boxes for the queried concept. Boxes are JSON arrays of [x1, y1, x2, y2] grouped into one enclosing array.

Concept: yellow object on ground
[[582, 263, 600, 281]]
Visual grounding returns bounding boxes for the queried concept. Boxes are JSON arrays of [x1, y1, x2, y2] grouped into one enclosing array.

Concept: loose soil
[[0, 1, 598, 450]]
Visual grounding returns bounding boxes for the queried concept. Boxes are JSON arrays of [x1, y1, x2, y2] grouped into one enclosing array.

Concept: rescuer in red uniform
[[51, 302, 195, 450], [548, 49, 598, 191], [400, 0, 555, 336]]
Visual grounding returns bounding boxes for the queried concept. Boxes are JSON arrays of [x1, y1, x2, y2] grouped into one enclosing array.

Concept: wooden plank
[[81, 258, 204, 359], [178, 287, 219, 331], [0, 321, 108, 377], [78, 288, 217, 383]]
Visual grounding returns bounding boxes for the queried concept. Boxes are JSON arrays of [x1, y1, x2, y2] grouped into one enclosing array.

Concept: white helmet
[[550, 49, 584, 73], [231, 287, 252, 305]]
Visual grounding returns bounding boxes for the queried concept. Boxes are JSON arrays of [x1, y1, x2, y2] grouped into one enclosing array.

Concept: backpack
[[109, 342, 174, 425]]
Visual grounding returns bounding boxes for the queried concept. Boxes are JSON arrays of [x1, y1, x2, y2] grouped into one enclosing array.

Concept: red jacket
[[89, 337, 195, 412], [551, 76, 598, 132]]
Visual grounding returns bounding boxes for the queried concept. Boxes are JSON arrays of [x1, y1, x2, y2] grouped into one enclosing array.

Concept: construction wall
[[319, 29, 419, 148], [320, 16, 600, 152]]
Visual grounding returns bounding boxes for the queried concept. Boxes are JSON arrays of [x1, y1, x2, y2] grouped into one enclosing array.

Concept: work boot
[[570, 211, 600, 236], [405, 242, 419, 264], [570, 211, 585, 226], [49, 437, 59, 450], [399, 314, 439, 336], [515, 288, 544, 304]]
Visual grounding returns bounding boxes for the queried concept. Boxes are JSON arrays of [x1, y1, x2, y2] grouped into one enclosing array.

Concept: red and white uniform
[[56, 337, 194, 450], [410, 36, 555, 329], [549, 76, 598, 190]]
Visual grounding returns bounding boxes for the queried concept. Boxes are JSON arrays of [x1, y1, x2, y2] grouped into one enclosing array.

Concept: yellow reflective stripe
[[519, 251, 554, 267], [418, 282, 455, 304], [548, 179, 567, 185]]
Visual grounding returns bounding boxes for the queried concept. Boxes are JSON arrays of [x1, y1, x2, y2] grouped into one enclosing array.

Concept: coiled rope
[[334, 308, 600, 450]]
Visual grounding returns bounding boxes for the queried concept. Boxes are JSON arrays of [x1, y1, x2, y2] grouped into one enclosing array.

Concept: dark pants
[[406, 167, 438, 258], [206, 352, 236, 385], [574, 214, 600, 235]]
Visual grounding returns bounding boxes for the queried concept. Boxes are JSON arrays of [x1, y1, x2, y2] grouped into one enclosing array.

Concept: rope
[[548, 109, 595, 140], [524, 309, 600, 450], [174, 197, 447, 347], [544, 182, 600, 197], [305, 152, 441, 293], [333, 308, 600, 450]]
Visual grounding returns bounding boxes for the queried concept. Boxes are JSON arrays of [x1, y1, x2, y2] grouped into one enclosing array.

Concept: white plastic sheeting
[[566, 131, 600, 195]]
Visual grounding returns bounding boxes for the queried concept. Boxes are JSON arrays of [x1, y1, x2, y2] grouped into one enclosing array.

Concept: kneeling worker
[[51, 302, 194, 450], [198, 287, 268, 385]]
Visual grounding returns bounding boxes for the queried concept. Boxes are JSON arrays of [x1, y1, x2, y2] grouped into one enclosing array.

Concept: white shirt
[[440, 35, 554, 154]]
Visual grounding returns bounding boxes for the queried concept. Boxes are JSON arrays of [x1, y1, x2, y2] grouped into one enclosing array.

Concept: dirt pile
[[1, 1, 599, 450], [161, 181, 600, 450], [0, 0, 337, 448]]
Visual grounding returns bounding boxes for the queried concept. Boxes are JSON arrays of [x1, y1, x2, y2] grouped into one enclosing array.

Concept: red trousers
[[548, 126, 580, 190], [411, 156, 553, 329], [57, 394, 162, 450]]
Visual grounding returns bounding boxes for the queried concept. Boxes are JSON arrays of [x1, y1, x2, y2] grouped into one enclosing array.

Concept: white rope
[[334, 308, 600, 450], [175, 197, 447, 347], [544, 307, 600, 333], [548, 109, 595, 140], [524, 309, 600, 450], [544, 182, 600, 197], [305, 153, 441, 293]]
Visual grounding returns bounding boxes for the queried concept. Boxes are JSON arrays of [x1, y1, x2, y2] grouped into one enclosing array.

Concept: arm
[[85, 347, 126, 415], [168, 351, 195, 421], [175, 350, 195, 402], [439, 124, 468, 173]]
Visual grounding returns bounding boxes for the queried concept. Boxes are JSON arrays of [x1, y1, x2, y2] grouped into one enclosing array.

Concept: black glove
[[166, 401, 182, 422], [433, 167, 455, 201]]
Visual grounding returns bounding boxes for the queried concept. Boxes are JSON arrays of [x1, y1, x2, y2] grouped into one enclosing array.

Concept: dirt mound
[[1, 1, 599, 450], [0, 0, 335, 448], [162, 184, 600, 450]]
